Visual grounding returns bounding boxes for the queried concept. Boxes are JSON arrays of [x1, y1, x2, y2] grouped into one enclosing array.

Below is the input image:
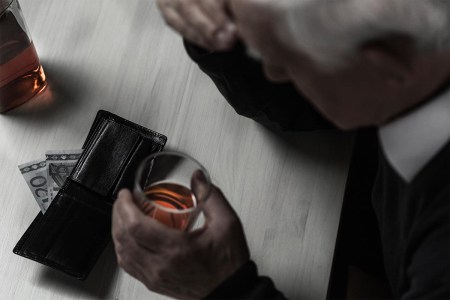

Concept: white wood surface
[[0, 0, 354, 299]]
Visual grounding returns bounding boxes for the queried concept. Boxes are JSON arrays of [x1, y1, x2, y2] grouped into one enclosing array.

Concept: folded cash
[[46, 149, 83, 202], [18, 149, 83, 214], [18, 159, 50, 213]]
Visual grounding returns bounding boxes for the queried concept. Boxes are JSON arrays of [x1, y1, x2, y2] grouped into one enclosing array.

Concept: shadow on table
[[5, 60, 89, 119], [36, 242, 119, 298]]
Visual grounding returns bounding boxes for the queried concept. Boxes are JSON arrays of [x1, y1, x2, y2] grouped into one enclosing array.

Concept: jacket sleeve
[[205, 261, 287, 300], [184, 41, 334, 132], [186, 41, 329, 299]]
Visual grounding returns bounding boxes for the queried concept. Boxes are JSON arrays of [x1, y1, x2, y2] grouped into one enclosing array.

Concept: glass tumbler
[[134, 151, 211, 231]]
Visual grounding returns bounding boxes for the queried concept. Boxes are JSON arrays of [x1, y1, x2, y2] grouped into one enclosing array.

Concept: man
[[112, 0, 450, 298]]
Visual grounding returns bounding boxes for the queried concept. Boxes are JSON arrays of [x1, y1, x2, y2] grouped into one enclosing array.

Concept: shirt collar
[[378, 87, 450, 182]]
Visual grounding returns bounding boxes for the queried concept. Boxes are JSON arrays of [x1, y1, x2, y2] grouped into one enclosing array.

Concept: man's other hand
[[157, 0, 237, 51]]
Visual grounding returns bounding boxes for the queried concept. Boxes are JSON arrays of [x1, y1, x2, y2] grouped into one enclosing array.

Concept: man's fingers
[[115, 238, 148, 281], [161, 7, 213, 50], [112, 191, 153, 280], [160, 7, 188, 36], [191, 170, 211, 203], [198, 0, 237, 49], [201, 0, 237, 45], [199, 0, 228, 27], [180, 4, 236, 50], [159, 0, 235, 50], [205, 186, 236, 223], [112, 189, 182, 251], [112, 189, 129, 245], [179, 4, 216, 39]]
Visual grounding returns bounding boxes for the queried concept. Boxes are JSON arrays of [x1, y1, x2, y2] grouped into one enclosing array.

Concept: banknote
[[18, 159, 50, 213], [46, 149, 83, 202]]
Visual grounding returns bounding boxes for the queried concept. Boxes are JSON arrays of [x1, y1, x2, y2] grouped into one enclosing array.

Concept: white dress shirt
[[379, 87, 450, 183]]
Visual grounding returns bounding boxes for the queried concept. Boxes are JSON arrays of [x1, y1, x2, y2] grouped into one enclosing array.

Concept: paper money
[[46, 149, 83, 202], [18, 159, 50, 213]]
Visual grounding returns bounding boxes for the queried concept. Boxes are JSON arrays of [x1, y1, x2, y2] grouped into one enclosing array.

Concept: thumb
[[191, 169, 211, 204], [191, 171, 239, 226]]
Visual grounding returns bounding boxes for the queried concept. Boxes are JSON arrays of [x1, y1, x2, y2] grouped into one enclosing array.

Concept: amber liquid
[[0, 9, 47, 113], [142, 182, 197, 230]]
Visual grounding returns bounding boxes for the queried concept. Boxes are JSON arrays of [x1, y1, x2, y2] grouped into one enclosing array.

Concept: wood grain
[[0, 0, 353, 299]]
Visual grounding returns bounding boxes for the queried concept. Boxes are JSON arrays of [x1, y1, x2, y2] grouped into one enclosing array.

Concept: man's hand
[[227, 0, 295, 81], [112, 171, 250, 299], [157, 0, 237, 51]]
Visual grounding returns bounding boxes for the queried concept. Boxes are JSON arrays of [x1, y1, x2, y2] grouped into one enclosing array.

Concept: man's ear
[[361, 44, 414, 87]]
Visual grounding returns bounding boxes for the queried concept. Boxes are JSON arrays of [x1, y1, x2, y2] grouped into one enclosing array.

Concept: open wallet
[[13, 110, 167, 280]]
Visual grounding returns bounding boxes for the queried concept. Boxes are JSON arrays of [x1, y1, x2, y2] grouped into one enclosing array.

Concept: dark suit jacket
[[184, 41, 450, 299]]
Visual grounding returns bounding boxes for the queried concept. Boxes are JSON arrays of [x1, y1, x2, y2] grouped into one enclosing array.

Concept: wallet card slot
[[111, 137, 164, 201], [45, 199, 110, 277], [17, 180, 111, 278], [20, 192, 78, 259], [43, 180, 112, 277], [13, 212, 42, 255], [62, 179, 112, 215], [72, 120, 141, 197]]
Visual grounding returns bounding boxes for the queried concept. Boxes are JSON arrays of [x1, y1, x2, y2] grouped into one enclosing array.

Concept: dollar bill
[[18, 159, 50, 213], [46, 149, 83, 202]]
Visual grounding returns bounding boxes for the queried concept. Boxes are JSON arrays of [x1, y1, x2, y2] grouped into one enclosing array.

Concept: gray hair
[[280, 0, 450, 68]]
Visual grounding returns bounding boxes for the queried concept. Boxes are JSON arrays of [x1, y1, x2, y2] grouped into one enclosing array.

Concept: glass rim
[[134, 151, 212, 214], [0, 0, 15, 17]]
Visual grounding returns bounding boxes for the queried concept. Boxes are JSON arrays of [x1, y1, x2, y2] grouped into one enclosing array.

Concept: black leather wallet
[[13, 110, 167, 279]]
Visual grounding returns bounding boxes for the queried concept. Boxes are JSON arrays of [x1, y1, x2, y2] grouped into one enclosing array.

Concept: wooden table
[[0, 0, 353, 299]]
